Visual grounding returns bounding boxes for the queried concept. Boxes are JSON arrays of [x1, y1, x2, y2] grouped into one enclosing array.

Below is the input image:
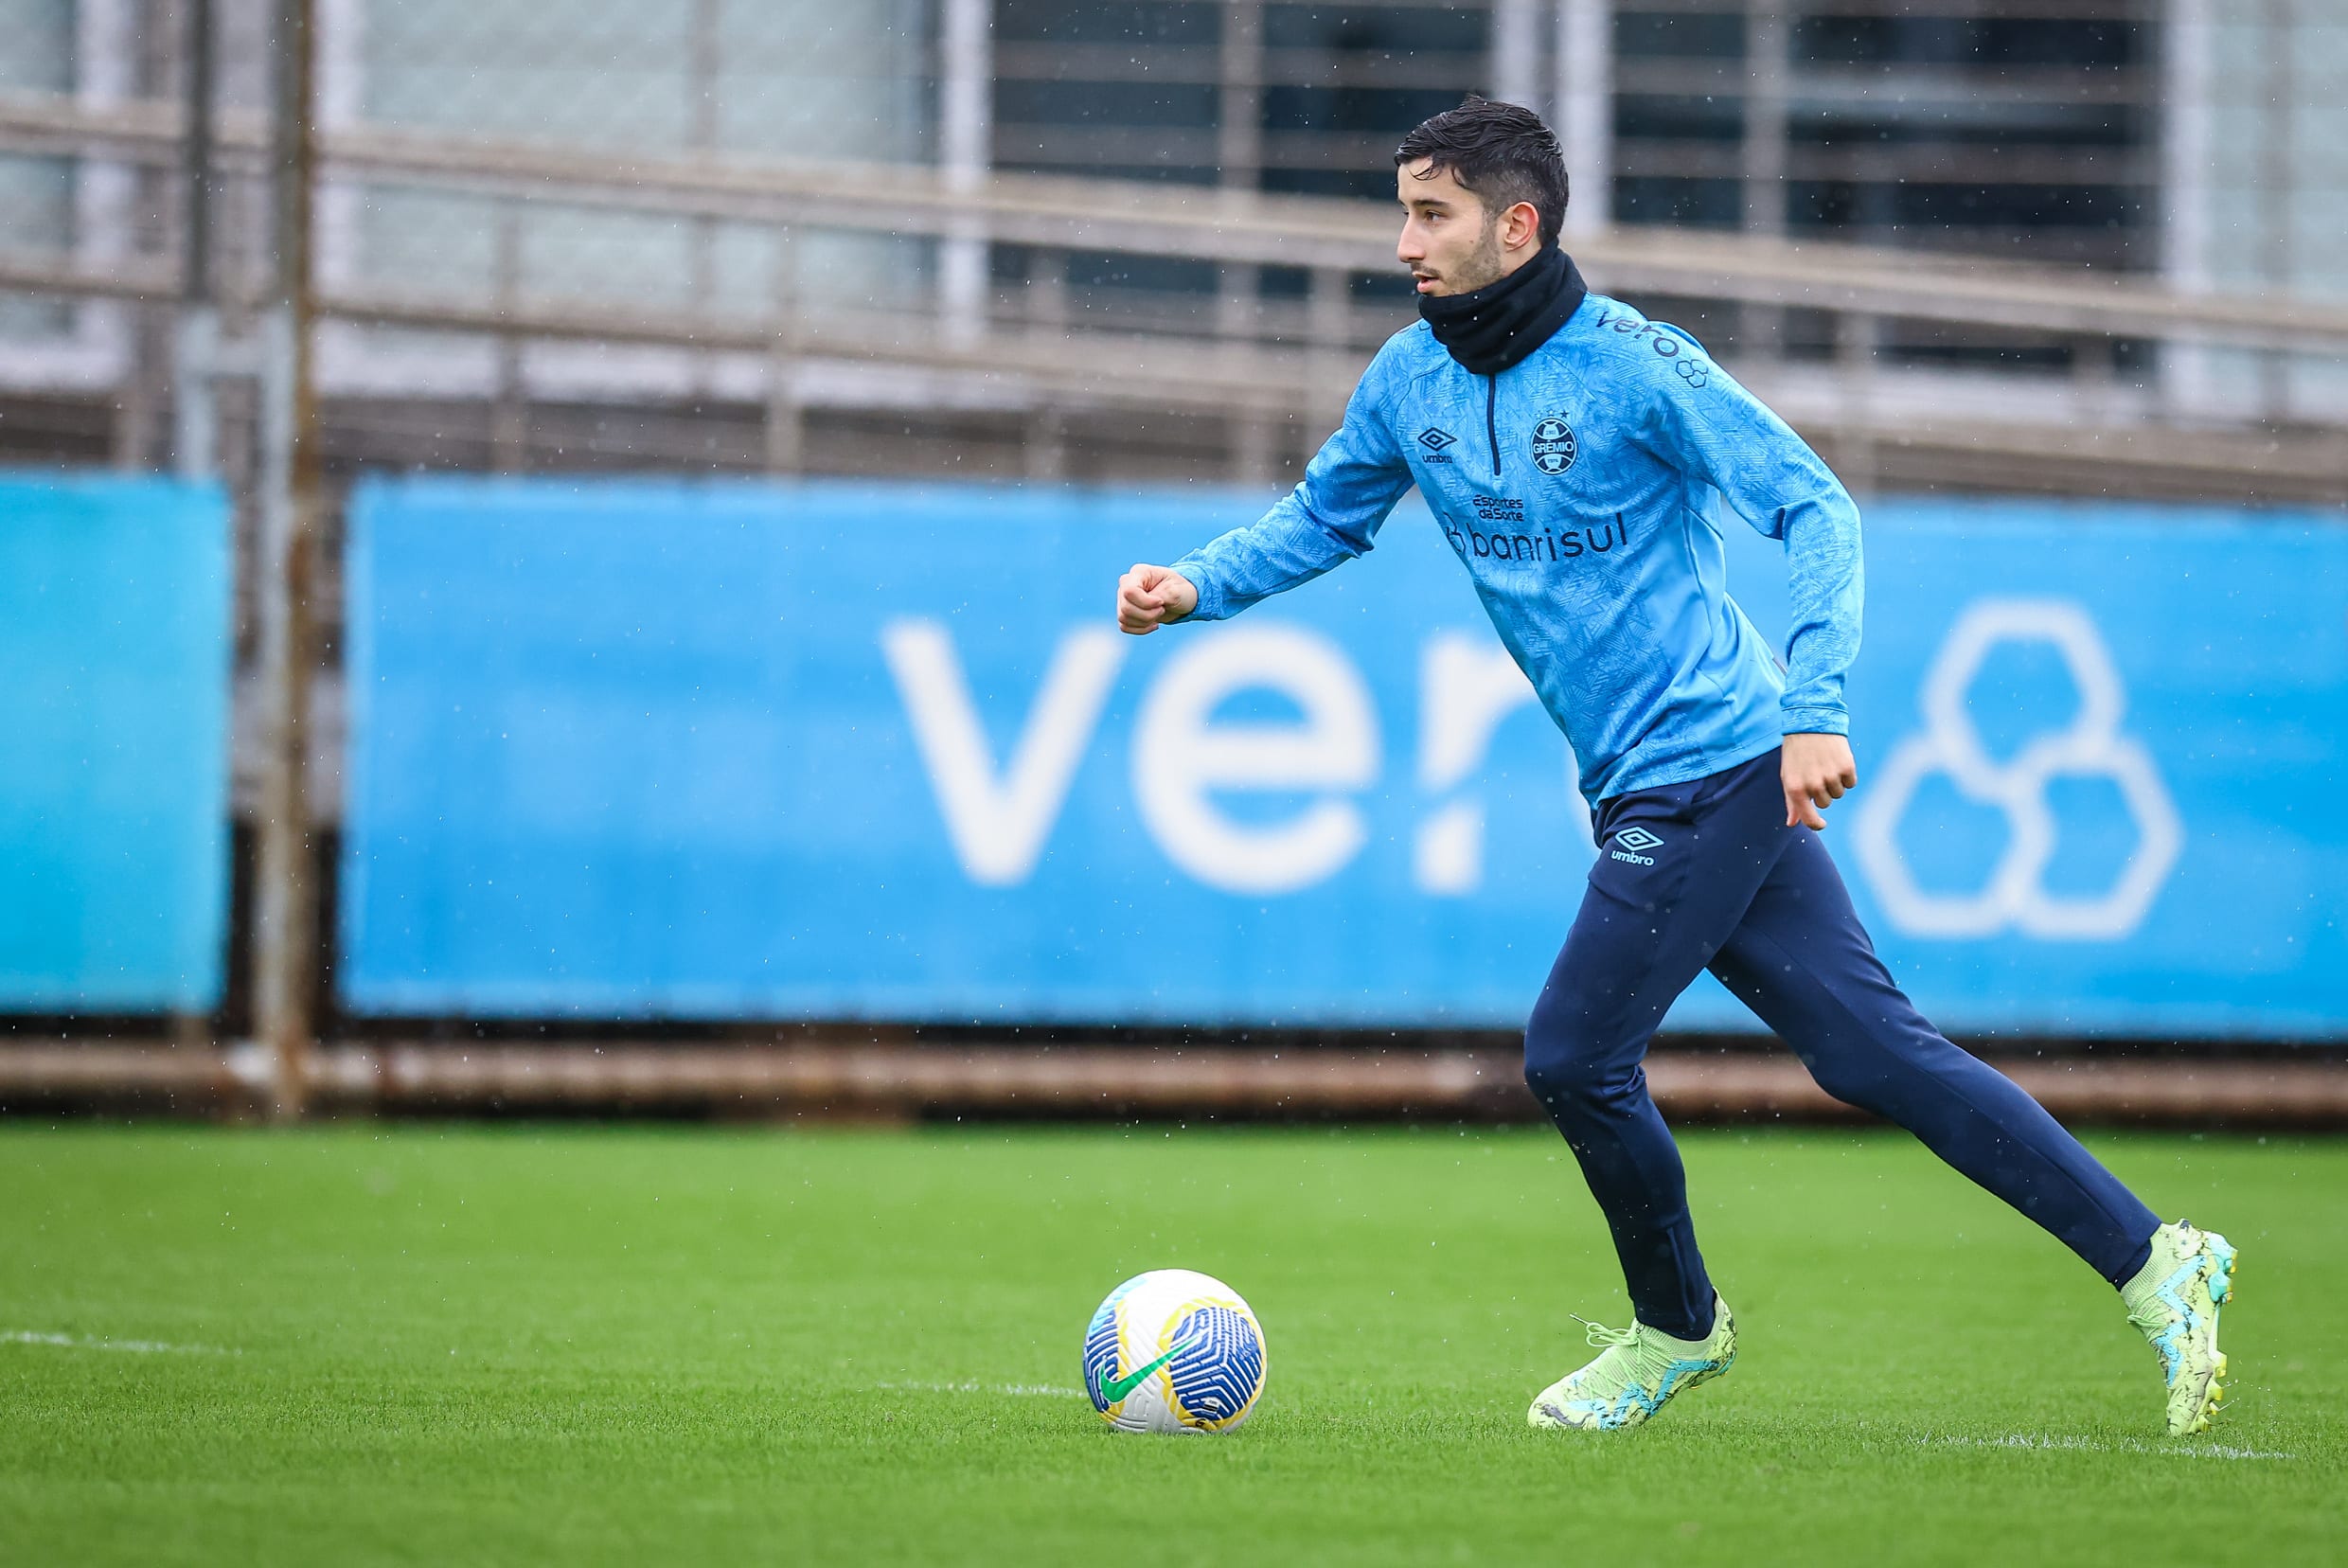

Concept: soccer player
[[1113, 98, 2233, 1435]]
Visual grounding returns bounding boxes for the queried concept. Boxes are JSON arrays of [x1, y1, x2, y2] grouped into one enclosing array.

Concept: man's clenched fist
[[1781, 731, 1858, 830], [1116, 563, 1199, 634]]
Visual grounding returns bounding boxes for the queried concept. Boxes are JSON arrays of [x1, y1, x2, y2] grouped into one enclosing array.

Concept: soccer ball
[[1081, 1268, 1267, 1434]]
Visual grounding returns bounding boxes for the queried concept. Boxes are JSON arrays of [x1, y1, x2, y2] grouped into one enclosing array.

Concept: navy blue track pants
[[1524, 748, 2160, 1342]]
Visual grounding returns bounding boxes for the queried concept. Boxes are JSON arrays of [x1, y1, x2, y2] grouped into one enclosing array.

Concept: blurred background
[[3, 0, 2345, 1124]]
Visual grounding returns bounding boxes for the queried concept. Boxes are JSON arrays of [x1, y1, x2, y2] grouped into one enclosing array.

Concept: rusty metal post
[[938, 0, 992, 346], [1833, 309, 1879, 502], [172, 0, 219, 480], [252, 0, 321, 1119], [1307, 264, 1350, 428], [764, 224, 805, 473], [1739, 0, 1788, 364], [1554, 0, 1610, 241], [1215, 0, 1264, 343]]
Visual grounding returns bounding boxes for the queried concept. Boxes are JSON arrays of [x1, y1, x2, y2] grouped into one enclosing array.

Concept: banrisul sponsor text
[[1444, 512, 1628, 565]]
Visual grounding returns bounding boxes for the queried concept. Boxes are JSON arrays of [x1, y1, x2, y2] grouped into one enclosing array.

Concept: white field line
[[874, 1380, 1084, 1398], [1, 1329, 234, 1356], [1921, 1434, 2295, 1462]]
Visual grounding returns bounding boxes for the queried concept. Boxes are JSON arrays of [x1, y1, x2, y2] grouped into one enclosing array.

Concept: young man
[[1113, 98, 2234, 1435]]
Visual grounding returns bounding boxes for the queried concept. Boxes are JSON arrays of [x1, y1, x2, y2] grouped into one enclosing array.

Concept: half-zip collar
[[1485, 377, 1501, 477], [1417, 242, 1588, 377]]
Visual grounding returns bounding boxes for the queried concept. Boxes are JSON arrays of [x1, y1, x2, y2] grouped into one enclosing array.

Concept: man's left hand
[[1782, 733, 1857, 830]]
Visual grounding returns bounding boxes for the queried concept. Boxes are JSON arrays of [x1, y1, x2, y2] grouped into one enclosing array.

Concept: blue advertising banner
[[0, 475, 230, 1010], [343, 478, 2348, 1037]]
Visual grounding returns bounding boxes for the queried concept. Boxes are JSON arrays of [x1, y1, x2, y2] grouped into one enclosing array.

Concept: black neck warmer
[[1417, 244, 1588, 376]]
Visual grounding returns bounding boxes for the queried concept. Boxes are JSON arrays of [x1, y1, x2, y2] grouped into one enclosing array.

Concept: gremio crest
[[1531, 415, 1577, 475]]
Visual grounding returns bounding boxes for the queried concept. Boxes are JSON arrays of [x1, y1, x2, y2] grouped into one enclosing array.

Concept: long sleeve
[[1631, 337, 1863, 736], [1171, 355, 1414, 622]]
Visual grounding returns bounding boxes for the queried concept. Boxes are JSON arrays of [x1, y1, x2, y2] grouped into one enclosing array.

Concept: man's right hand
[[1116, 563, 1199, 634]]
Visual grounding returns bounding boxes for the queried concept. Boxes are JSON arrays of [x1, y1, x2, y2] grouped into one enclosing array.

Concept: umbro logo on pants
[[1610, 826, 1663, 865]]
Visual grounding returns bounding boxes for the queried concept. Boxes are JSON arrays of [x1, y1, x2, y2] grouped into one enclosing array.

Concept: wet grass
[[0, 1124, 2339, 1565]]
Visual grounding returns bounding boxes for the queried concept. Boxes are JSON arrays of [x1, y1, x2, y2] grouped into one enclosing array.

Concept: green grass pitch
[[1, 1123, 2341, 1565]]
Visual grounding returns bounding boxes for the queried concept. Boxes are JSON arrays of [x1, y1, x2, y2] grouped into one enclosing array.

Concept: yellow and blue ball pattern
[[1161, 1300, 1265, 1430], [1081, 1269, 1267, 1434], [1080, 1277, 1142, 1415]]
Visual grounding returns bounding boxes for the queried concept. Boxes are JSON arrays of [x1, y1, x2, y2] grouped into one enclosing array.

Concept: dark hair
[[1394, 96, 1569, 249]]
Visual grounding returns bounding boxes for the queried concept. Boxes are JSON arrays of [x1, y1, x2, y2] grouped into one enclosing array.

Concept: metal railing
[[5, 31, 2347, 1118], [9, 90, 2348, 479]]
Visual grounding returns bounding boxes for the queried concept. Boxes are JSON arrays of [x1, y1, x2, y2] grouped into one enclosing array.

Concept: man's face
[[1396, 159, 1508, 297]]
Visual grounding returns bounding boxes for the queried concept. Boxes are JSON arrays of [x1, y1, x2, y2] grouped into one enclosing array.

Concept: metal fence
[[6, 2, 2348, 482], [3, 0, 2347, 1120]]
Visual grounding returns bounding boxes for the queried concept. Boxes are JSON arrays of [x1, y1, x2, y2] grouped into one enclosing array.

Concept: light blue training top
[[1169, 290, 1862, 806]]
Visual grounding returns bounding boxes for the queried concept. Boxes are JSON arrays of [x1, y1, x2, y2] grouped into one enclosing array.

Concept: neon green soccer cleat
[[2122, 1220, 2237, 1436], [1527, 1295, 1737, 1432]]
